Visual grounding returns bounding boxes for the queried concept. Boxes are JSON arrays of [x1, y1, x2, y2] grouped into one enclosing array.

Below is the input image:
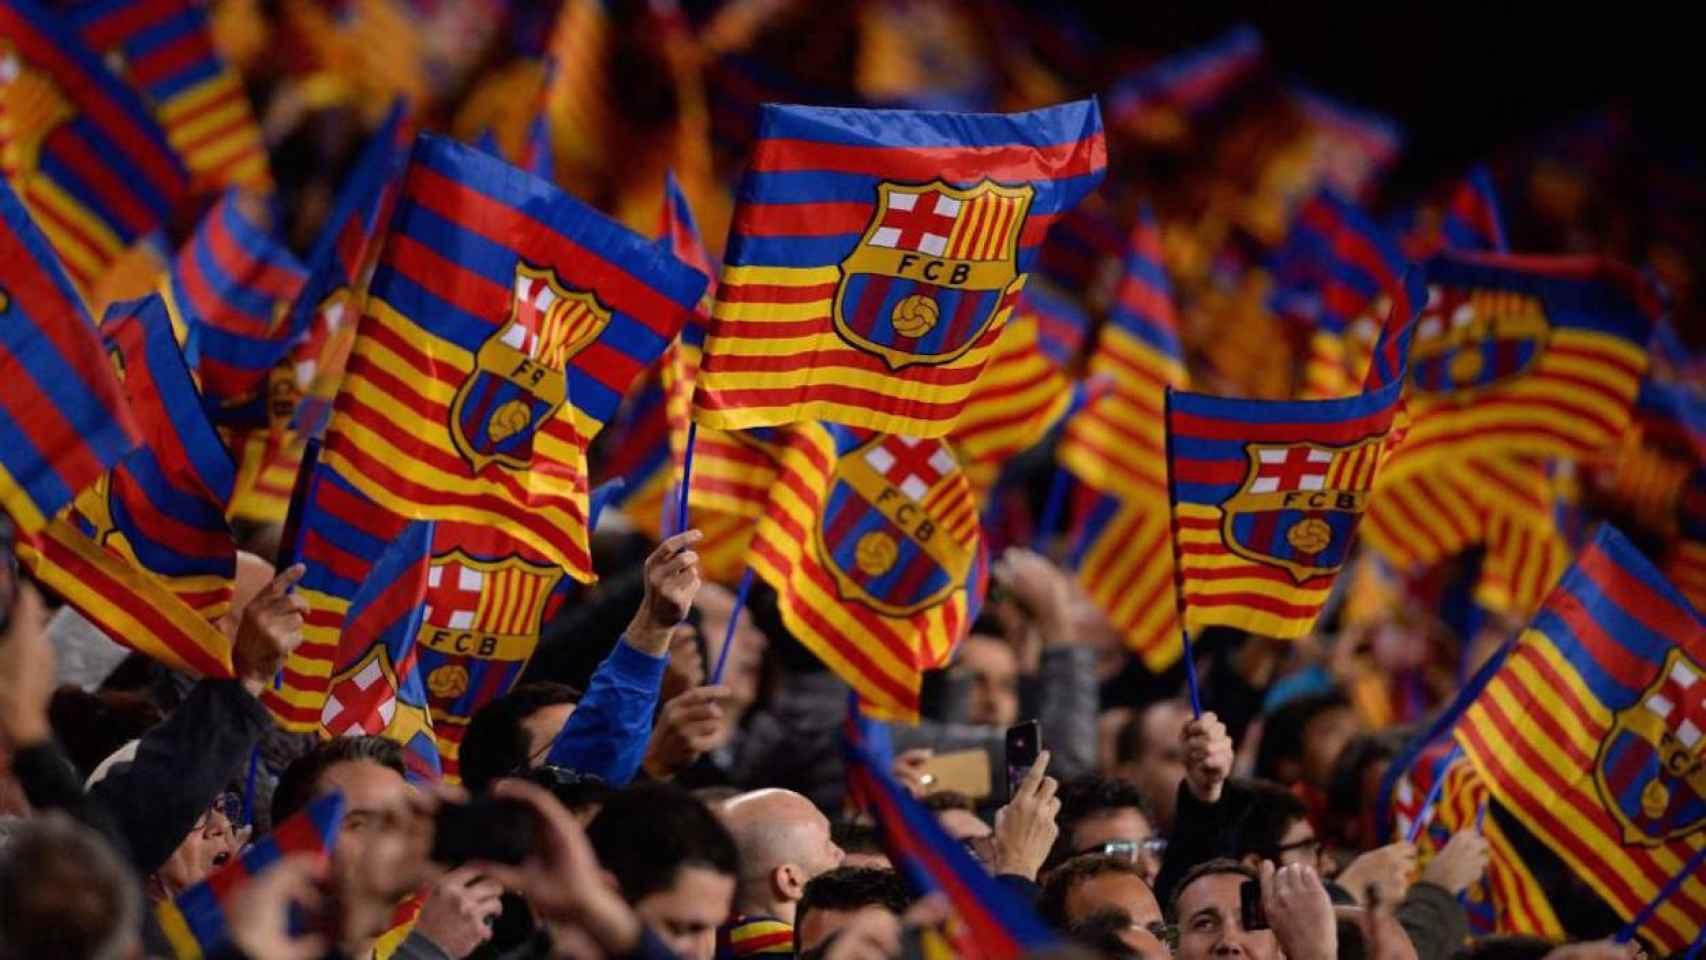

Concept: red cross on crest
[[426, 562, 483, 630], [1251, 446, 1332, 494], [863, 436, 956, 502], [322, 653, 397, 735], [1650, 659, 1706, 750], [869, 190, 960, 257]]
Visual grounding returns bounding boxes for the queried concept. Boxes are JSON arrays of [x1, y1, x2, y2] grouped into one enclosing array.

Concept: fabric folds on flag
[[0, 0, 188, 294], [71, 0, 272, 192], [843, 706, 1056, 959], [949, 303, 1076, 497], [1455, 525, 1706, 953], [320, 134, 706, 581], [692, 100, 1106, 437], [0, 177, 138, 533], [20, 293, 236, 678], [1396, 163, 1507, 259], [750, 424, 985, 720], [155, 792, 346, 960], [1065, 490, 1178, 669], [1104, 24, 1263, 141]]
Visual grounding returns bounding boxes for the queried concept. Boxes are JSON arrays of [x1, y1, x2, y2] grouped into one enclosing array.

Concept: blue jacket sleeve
[[544, 637, 667, 785]]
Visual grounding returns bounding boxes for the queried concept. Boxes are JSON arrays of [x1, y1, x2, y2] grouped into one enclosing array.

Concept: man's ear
[[774, 862, 805, 902]]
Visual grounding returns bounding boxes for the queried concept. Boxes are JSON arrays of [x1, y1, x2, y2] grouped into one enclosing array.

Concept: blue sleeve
[[544, 637, 667, 785]]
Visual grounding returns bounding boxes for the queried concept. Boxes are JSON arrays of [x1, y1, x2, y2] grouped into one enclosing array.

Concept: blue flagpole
[[1033, 466, 1070, 554], [1403, 744, 1462, 845], [708, 568, 754, 686], [1614, 841, 1706, 944], [675, 422, 698, 538]]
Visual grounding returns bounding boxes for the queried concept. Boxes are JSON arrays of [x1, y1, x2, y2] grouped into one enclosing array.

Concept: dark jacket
[[1395, 881, 1470, 960], [1152, 778, 1260, 908]]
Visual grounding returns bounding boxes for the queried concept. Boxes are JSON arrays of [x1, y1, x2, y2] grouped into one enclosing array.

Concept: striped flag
[[750, 424, 985, 720], [71, 0, 272, 192], [1394, 163, 1507, 259], [1064, 490, 1178, 669], [1104, 24, 1264, 141], [320, 134, 706, 582], [0, 0, 189, 296], [19, 292, 235, 678], [691, 100, 1105, 438], [948, 301, 1077, 498], [0, 177, 138, 534], [155, 792, 346, 959]]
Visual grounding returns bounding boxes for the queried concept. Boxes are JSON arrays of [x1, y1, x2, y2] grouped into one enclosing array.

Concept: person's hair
[[1232, 779, 1311, 862], [1040, 853, 1147, 928], [48, 687, 163, 780], [1066, 908, 1142, 959], [586, 783, 740, 903], [1168, 858, 1257, 922], [1451, 935, 1556, 960], [796, 867, 913, 935], [272, 735, 406, 825], [526, 766, 612, 816], [458, 682, 583, 792], [0, 813, 141, 960], [829, 819, 885, 857], [1049, 776, 1149, 867], [1254, 691, 1348, 783], [1326, 731, 1403, 825], [921, 790, 976, 814]]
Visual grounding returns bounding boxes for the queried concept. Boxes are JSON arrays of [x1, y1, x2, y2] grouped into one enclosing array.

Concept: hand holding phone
[[1004, 720, 1041, 803], [431, 796, 536, 867]]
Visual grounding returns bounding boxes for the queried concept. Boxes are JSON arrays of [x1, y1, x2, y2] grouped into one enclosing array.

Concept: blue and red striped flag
[[70, 0, 272, 192], [155, 791, 347, 959], [1105, 24, 1264, 140], [844, 705, 1056, 959], [321, 134, 707, 582], [0, 0, 188, 294], [317, 518, 442, 782], [1289, 85, 1403, 202], [1394, 164, 1507, 259], [18, 292, 236, 678], [692, 100, 1106, 438], [1456, 525, 1706, 953], [1166, 274, 1422, 639], [0, 177, 139, 534]]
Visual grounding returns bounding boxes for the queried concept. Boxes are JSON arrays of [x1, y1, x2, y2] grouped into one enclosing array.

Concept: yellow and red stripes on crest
[[1324, 441, 1380, 490], [460, 563, 555, 636], [943, 191, 1025, 262]]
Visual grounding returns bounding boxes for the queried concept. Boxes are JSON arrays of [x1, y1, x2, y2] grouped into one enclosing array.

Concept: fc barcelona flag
[[0, 177, 138, 534], [317, 518, 442, 782], [1455, 526, 1706, 953], [321, 134, 707, 582], [155, 792, 346, 959], [1394, 163, 1507, 259], [751, 424, 986, 720], [1065, 489, 1179, 669], [71, 0, 272, 192], [948, 300, 1077, 498], [18, 293, 236, 678], [0, 0, 189, 294], [692, 100, 1106, 438], [1165, 275, 1420, 639], [1382, 253, 1658, 484]]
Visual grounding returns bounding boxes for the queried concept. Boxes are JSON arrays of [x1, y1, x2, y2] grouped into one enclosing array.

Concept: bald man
[[714, 789, 844, 957]]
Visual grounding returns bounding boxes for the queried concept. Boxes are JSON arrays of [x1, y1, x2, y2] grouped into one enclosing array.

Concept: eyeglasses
[[1079, 837, 1168, 863], [197, 792, 245, 831], [1274, 836, 1324, 861]]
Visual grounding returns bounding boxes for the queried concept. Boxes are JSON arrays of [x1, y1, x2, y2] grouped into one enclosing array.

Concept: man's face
[[1128, 701, 1189, 830], [1302, 706, 1360, 788], [800, 806, 846, 881], [634, 865, 736, 960], [1275, 817, 1323, 870], [320, 760, 429, 908], [960, 635, 1018, 728], [1062, 870, 1163, 928], [1175, 873, 1280, 960], [521, 702, 577, 767], [936, 808, 995, 870], [157, 807, 240, 893], [1069, 807, 1162, 886]]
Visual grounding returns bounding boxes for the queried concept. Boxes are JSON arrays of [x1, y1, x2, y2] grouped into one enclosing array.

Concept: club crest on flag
[[1222, 438, 1382, 583], [449, 263, 611, 472], [415, 549, 564, 706], [1594, 648, 1706, 846], [1409, 284, 1549, 395], [321, 644, 404, 735], [0, 42, 72, 174], [818, 436, 974, 617], [834, 180, 1034, 371]]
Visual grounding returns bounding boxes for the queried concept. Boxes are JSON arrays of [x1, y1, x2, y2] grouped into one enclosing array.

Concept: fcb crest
[[1408, 284, 1548, 396], [414, 548, 564, 721], [1220, 438, 1383, 583], [817, 435, 974, 617], [1593, 648, 1706, 845], [834, 180, 1033, 371], [321, 644, 403, 736], [449, 263, 610, 473]]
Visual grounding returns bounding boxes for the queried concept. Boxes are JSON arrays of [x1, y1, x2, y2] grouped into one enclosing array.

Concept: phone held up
[[1003, 719, 1041, 803], [430, 796, 536, 868], [1239, 878, 1269, 931]]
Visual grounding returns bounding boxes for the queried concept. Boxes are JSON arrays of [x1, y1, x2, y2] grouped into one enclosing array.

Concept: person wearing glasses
[[146, 791, 246, 901]]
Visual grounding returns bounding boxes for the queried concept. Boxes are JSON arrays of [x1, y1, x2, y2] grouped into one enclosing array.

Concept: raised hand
[[232, 564, 308, 695], [1418, 829, 1489, 895], [1181, 710, 1233, 803], [1261, 861, 1337, 960], [628, 530, 704, 654], [993, 750, 1060, 881], [643, 684, 734, 780]]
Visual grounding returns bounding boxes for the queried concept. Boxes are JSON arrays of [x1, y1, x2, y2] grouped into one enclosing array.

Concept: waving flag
[[1290, 85, 1402, 202], [0, 178, 138, 534], [0, 0, 188, 296], [71, 0, 272, 192], [595, 377, 673, 534], [1104, 24, 1264, 140], [318, 519, 441, 781], [1382, 254, 1659, 483], [1395, 164, 1507, 258], [19, 293, 236, 678], [1166, 273, 1421, 639], [949, 302, 1076, 497], [844, 706, 1056, 959], [321, 134, 706, 582], [692, 100, 1106, 437], [752, 424, 986, 720], [155, 792, 347, 960], [1456, 526, 1706, 953], [1065, 489, 1179, 668]]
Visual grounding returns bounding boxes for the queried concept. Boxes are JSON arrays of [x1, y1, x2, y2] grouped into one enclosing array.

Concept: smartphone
[[430, 797, 535, 867], [917, 749, 992, 800], [1004, 720, 1041, 802], [1239, 878, 1269, 931]]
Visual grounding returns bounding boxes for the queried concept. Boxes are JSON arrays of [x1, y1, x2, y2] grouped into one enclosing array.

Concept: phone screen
[[1239, 878, 1269, 930], [1003, 720, 1041, 802]]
